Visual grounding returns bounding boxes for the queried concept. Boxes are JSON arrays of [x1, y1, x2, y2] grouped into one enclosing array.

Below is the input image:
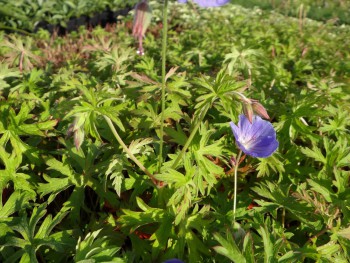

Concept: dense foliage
[[0, 1, 349, 262], [233, 0, 350, 25], [0, 0, 138, 32]]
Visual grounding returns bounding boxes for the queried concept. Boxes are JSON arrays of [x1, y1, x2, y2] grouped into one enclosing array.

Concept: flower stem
[[233, 150, 242, 223], [158, 0, 169, 172], [104, 115, 156, 183], [171, 104, 210, 169], [230, 91, 250, 103]]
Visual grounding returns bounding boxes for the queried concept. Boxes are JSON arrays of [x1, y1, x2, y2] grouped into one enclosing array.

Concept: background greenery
[[0, 1, 349, 262], [0, 0, 138, 31], [232, 0, 350, 24]]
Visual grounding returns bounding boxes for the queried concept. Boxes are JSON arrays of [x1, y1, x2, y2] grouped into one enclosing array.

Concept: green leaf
[[128, 138, 153, 156], [278, 247, 319, 262], [260, 225, 276, 263], [337, 226, 350, 240], [0, 191, 32, 218], [154, 169, 188, 187], [74, 229, 120, 262], [37, 175, 72, 202], [150, 215, 174, 259], [243, 232, 255, 263], [164, 122, 188, 146], [213, 232, 246, 263], [307, 179, 334, 203], [35, 210, 69, 240], [118, 202, 165, 233], [256, 154, 285, 177], [300, 145, 326, 164], [0, 63, 21, 89], [45, 158, 78, 181]]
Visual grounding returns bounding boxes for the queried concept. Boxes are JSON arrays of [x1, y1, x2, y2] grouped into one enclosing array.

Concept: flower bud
[[240, 97, 270, 123], [67, 116, 85, 150], [74, 127, 84, 151], [242, 102, 254, 124], [251, 100, 270, 120], [133, 0, 152, 55]]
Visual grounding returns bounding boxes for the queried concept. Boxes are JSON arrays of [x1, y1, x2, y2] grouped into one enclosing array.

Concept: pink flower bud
[[242, 102, 254, 124], [133, 0, 152, 55], [251, 100, 270, 120], [74, 127, 84, 151]]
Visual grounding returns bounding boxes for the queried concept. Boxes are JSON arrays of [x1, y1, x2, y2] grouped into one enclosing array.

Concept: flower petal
[[231, 114, 278, 158], [163, 259, 185, 263], [249, 116, 276, 139], [194, 0, 230, 7], [238, 114, 252, 135], [244, 136, 279, 158], [230, 122, 240, 141]]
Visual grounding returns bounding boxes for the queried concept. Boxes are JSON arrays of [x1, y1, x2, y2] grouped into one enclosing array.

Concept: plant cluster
[[0, 1, 349, 262], [232, 0, 350, 25], [0, 0, 138, 32]]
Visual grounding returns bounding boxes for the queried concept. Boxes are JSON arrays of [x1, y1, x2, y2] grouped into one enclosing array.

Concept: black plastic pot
[[88, 13, 100, 27], [66, 18, 77, 32], [34, 21, 49, 33], [34, 6, 132, 36], [76, 15, 87, 28], [65, 15, 88, 33], [98, 10, 111, 27]]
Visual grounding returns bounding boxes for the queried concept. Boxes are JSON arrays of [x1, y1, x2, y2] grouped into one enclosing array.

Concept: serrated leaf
[[45, 158, 75, 178], [128, 138, 153, 156], [213, 232, 246, 263], [256, 154, 285, 177], [154, 169, 188, 187], [165, 66, 179, 82], [300, 146, 326, 164], [337, 227, 350, 240], [37, 175, 72, 202], [35, 211, 69, 239], [260, 225, 276, 263], [0, 191, 32, 218], [307, 179, 334, 203], [164, 122, 188, 146], [243, 232, 255, 263], [111, 172, 123, 197]]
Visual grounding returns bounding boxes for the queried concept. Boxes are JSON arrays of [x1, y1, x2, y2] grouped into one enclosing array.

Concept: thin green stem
[[171, 104, 210, 169], [104, 116, 156, 183], [158, 0, 169, 172], [233, 150, 243, 223], [230, 91, 250, 103]]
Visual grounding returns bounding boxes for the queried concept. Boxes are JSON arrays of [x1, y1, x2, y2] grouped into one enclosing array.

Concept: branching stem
[[104, 116, 156, 184], [171, 104, 210, 169], [305, 227, 329, 245]]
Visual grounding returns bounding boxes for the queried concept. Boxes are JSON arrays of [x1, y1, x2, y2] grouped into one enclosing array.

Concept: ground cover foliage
[[232, 0, 350, 25], [0, 1, 349, 262], [0, 0, 138, 32]]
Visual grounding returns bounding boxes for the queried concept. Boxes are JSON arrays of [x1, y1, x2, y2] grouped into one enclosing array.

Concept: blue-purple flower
[[163, 259, 185, 263], [230, 114, 278, 158], [178, 0, 230, 7]]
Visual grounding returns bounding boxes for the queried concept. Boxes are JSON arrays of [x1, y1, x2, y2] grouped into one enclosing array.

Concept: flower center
[[240, 135, 256, 149]]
